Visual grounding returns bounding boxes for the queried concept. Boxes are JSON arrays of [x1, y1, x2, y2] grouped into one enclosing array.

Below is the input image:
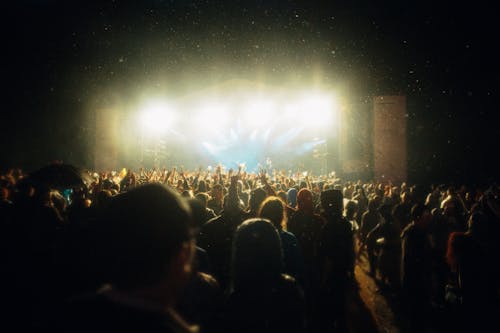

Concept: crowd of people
[[1, 164, 499, 332]]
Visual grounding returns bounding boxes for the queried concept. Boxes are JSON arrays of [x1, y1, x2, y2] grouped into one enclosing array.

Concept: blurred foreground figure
[[223, 218, 306, 333], [318, 189, 354, 332], [51, 183, 198, 333]]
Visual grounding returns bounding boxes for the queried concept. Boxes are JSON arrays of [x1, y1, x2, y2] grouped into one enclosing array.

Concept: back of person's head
[[287, 188, 297, 208], [96, 183, 193, 290], [95, 189, 113, 209], [368, 196, 381, 211], [212, 184, 223, 198], [411, 203, 426, 221], [187, 197, 206, 230], [231, 218, 283, 290], [276, 190, 287, 205], [467, 211, 490, 241], [258, 196, 286, 229], [321, 189, 343, 215], [249, 187, 267, 212], [223, 191, 242, 216], [181, 189, 193, 199], [198, 180, 207, 193], [297, 188, 314, 214], [195, 192, 209, 207], [411, 203, 431, 228], [378, 204, 393, 224], [345, 200, 357, 219]]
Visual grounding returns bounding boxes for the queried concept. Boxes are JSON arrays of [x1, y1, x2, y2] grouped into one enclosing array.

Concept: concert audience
[[0, 164, 498, 332]]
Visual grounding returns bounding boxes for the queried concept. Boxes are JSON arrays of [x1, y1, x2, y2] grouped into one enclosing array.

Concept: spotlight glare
[[297, 93, 339, 128], [139, 100, 176, 134], [195, 102, 230, 131], [244, 98, 275, 128]]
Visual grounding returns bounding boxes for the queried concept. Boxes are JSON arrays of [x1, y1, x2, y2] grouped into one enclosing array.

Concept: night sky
[[2, 1, 497, 185]]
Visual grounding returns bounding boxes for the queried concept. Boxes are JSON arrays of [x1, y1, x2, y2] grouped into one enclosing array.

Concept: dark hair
[[187, 197, 206, 230], [320, 189, 343, 215], [231, 218, 283, 290], [195, 192, 209, 206], [96, 183, 192, 289], [249, 187, 267, 212], [198, 180, 207, 193], [467, 211, 489, 240], [258, 196, 286, 230], [410, 203, 428, 221]]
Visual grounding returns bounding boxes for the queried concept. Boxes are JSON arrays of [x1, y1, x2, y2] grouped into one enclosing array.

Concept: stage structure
[[93, 81, 407, 182], [372, 96, 407, 183]]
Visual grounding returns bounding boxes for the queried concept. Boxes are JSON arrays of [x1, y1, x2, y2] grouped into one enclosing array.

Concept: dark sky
[[2, 0, 497, 185]]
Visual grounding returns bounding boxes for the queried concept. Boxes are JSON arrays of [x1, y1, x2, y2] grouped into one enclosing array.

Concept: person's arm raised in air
[[259, 170, 276, 197], [179, 168, 190, 191], [305, 174, 312, 190], [192, 167, 201, 190], [216, 165, 223, 186], [164, 167, 175, 186]]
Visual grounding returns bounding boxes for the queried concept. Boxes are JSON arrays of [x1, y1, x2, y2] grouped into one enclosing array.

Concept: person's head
[[367, 196, 380, 212], [320, 189, 343, 216], [258, 196, 286, 230], [211, 184, 223, 202], [96, 183, 195, 304], [181, 189, 193, 199], [287, 188, 298, 208], [187, 197, 206, 230], [378, 204, 393, 224], [277, 190, 288, 204], [467, 211, 490, 241], [345, 200, 357, 220], [297, 188, 314, 214], [411, 203, 431, 228], [231, 218, 283, 290], [194, 192, 209, 208], [248, 187, 267, 213], [198, 180, 207, 193], [223, 192, 242, 217], [95, 189, 113, 209]]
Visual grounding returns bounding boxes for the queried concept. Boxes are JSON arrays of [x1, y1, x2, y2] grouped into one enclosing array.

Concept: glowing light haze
[[136, 88, 340, 171]]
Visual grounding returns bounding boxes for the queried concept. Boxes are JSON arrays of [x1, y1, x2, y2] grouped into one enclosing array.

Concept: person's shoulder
[[448, 231, 468, 248], [202, 215, 223, 228], [400, 222, 416, 238], [277, 274, 305, 299], [282, 229, 297, 238]]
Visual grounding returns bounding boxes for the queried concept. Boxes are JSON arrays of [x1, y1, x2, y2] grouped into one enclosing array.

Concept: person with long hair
[[258, 196, 304, 281]]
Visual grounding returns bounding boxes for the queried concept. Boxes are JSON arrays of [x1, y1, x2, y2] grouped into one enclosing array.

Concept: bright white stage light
[[244, 98, 275, 128], [295, 92, 339, 128], [194, 102, 230, 131], [139, 100, 176, 135]]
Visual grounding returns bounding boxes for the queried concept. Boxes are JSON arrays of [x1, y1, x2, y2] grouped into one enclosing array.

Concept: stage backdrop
[[372, 96, 407, 184], [340, 100, 372, 180]]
